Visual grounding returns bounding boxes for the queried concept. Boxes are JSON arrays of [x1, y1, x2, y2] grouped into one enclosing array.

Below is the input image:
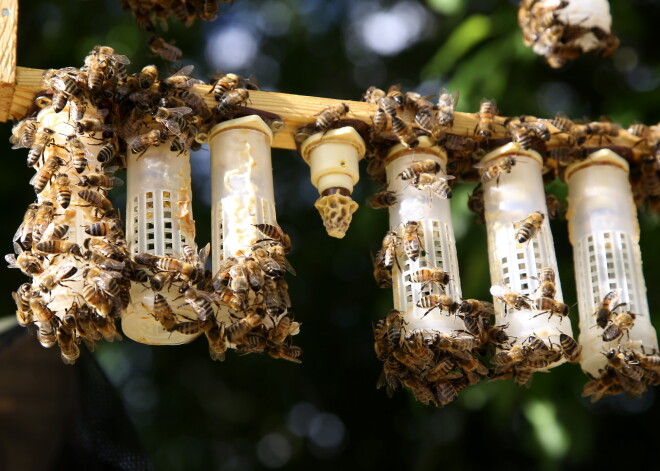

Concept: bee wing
[[439, 174, 456, 181], [198, 243, 210, 267], [166, 106, 193, 117], [489, 284, 508, 298], [5, 253, 18, 268], [108, 53, 131, 65], [472, 159, 492, 169], [158, 118, 182, 136], [170, 64, 195, 77]]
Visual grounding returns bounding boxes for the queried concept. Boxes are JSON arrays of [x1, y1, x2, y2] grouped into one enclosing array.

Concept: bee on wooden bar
[[475, 99, 497, 140], [368, 190, 398, 209], [514, 211, 544, 244], [510, 126, 533, 150], [436, 88, 459, 128], [595, 290, 625, 329], [474, 155, 516, 185], [154, 106, 192, 136], [211, 73, 241, 100], [402, 221, 422, 261], [215, 88, 250, 116], [414, 105, 444, 141], [490, 284, 532, 311], [314, 103, 349, 132]]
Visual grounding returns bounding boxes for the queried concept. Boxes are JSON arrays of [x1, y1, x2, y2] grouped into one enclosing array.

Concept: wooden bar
[[2, 66, 651, 160], [0, 0, 18, 122]]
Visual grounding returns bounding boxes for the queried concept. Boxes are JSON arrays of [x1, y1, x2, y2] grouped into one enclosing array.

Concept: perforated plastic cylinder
[[385, 137, 463, 334], [481, 143, 572, 363], [123, 144, 200, 345], [208, 115, 275, 273], [566, 149, 658, 377]]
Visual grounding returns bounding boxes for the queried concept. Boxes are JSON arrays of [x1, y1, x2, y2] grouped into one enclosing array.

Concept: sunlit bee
[[628, 123, 648, 138], [227, 311, 263, 343], [605, 349, 645, 382], [31, 201, 56, 245], [252, 246, 285, 279], [254, 223, 292, 253], [128, 130, 164, 156], [26, 127, 55, 167], [409, 267, 450, 289], [154, 106, 192, 136], [449, 334, 481, 352], [67, 135, 90, 173], [79, 172, 123, 189], [558, 333, 581, 363], [417, 294, 458, 316], [138, 64, 158, 89], [402, 221, 422, 261], [211, 73, 240, 100], [413, 172, 455, 199], [603, 311, 636, 342], [476, 99, 497, 139], [14, 203, 39, 249], [35, 240, 82, 257], [78, 189, 114, 216], [474, 155, 516, 184], [595, 290, 624, 328], [314, 103, 349, 132], [436, 88, 459, 128], [368, 190, 397, 209], [215, 88, 250, 116], [415, 106, 444, 141], [398, 159, 441, 181], [11, 118, 38, 150], [391, 116, 419, 148], [37, 263, 77, 293], [537, 266, 556, 298], [490, 284, 532, 311], [511, 126, 532, 149], [12, 283, 33, 327], [151, 293, 178, 331], [51, 174, 71, 209], [458, 298, 494, 318], [148, 35, 182, 62], [514, 211, 544, 244], [30, 155, 64, 194]]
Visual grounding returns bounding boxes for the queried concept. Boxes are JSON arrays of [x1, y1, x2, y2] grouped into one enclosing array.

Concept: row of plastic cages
[[374, 137, 659, 404]]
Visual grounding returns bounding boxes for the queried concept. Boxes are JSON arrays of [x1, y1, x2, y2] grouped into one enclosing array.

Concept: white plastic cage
[[481, 142, 573, 366], [385, 137, 464, 335], [123, 143, 200, 345], [566, 149, 658, 377]]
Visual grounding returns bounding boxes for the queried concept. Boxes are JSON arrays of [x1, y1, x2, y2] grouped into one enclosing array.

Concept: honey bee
[[128, 129, 164, 156], [571, 121, 620, 146], [171, 319, 213, 336], [467, 186, 485, 224], [391, 116, 419, 148], [412, 172, 455, 199], [216, 287, 246, 312], [35, 240, 82, 257], [409, 267, 450, 290], [605, 348, 645, 382], [215, 88, 250, 116], [26, 127, 55, 167], [30, 155, 64, 194], [638, 354, 660, 372], [384, 309, 404, 346], [417, 294, 459, 316], [29, 295, 59, 328], [5, 250, 43, 276], [151, 293, 178, 331], [37, 263, 77, 293], [95, 141, 118, 164], [138, 64, 158, 89], [367, 190, 398, 209], [148, 35, 183, 62], [474, 155, 516, 184], [402, 221, 422, 261], [74, 117, 108, 136], [475, 99, 497, 140], [79, 172, 123, 189], [449, 334, 481, 352], [269, 313, 294, 345], [57, 326, 80, 365], [514, 211, 545, 244], [66, 135, 92, 173], [595, 290, 624, 328], [603, 311, 636, 342], [628, 123, 649, 138], [12, 283, 33, 327], [227, 310, 264, 343], [403, 377, 436, 406], [78, 189, 114, 216], [436, 89, 459, 128], [373, 262, 392, 289], [558, 333, 581, 363], [252, 246, 285, 279], [313, 103, 349, 132], [493, 345, 532, 366], [485, 324, 510, 346], [398, 159, 441, 181], [267, 344, 303, 363], [458, 298, 494, 318], [423, 356, 456, 383], [10, 117, 38, 150], [490, 284, 532, 311], [149, 271, 175, 292], [640, 154, 660, 200], [13, 203, 39, 249], [82, 283, 115, 318], [92, 312, 122, 342], [211, 73, 241, 100], [414, 106, 444, 141], [254, 223, 292, 253], [159, 65, 200, 91], [435, 381, 458, 406], [31, 201, 56, 245], [154, 106, 192, 136], [206, 324, 227, 361], [263, 278, 287, 316]]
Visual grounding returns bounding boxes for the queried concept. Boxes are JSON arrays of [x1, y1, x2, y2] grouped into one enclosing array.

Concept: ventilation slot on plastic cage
[[123, 143, 200, 345], [480, 142, 573, 374], [566, 149, 659, 388]]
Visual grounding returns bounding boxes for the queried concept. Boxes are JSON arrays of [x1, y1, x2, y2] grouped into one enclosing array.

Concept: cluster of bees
[[579, 290, 660, 401], [517, 0, 620, 68], [8, 45, 300, 364], [119, 0, 231, 61]]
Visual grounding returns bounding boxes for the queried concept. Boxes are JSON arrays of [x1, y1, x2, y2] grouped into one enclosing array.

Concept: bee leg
[[422, 305, 439, 318]]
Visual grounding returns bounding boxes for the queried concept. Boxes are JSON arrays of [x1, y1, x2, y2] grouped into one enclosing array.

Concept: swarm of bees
[[118, 0, 233, 61], [9, 46, 300, 364], [518, 0, 620, 68]]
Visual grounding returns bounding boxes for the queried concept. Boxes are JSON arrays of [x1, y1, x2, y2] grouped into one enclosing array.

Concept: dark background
[[2, 0, 660, 469]]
